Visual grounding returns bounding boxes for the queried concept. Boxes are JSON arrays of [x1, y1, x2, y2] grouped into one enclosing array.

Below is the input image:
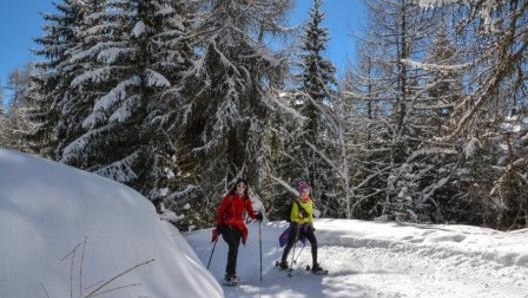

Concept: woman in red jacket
[[216, 178, 262, 283]]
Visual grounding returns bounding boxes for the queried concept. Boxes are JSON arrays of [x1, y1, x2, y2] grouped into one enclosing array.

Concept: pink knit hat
[[296, 181, 310, 194]]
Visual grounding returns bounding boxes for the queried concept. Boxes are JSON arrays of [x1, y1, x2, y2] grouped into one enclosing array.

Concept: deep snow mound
[[0, 148, 222, 298]]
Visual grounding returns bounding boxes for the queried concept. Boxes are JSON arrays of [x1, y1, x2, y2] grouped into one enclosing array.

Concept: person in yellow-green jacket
[[278, 181, 326, 274]]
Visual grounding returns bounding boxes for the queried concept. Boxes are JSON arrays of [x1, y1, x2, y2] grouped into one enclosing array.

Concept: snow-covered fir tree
[[290, 0, 339, 216], [49, 0, 108, 161], [43, 0, 196, 199], [173, 0, 293, 224], [31, 0, 91, 158], [4, 0, 525, 230]]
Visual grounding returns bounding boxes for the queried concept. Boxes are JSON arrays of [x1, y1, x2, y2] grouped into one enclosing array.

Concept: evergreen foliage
[[284, 0, 340, 217], [2, 0, 526, 230], [172, 0, 293, 224]]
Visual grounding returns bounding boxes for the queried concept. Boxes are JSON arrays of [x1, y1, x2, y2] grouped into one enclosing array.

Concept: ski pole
[[207, 238, 218, 269], [288, 242, 297, 276], [293, 245, 305, 264], [288, 224, 301, 276], [259, 220, 263, 282]]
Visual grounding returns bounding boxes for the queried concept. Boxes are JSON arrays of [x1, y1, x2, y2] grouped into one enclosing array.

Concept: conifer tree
[[174, 0, 292, 221], [49, 0, 108, 160], [293, 0, 338, 214], [31, 0, 90, 158], [57, 0, 195, 199]]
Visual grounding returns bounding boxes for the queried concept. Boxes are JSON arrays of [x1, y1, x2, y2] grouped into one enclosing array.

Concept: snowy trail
[[316, 245, 526, 298], [184, 219, 528, 298]]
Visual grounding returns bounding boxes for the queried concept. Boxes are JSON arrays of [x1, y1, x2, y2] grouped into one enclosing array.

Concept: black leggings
[[281, 223, 318, 266], [221, 227, 242, 276]]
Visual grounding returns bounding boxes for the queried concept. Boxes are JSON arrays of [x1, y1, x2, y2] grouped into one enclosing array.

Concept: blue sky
[[0, 1, 54, 88], [291, 0, 365, 77], [0, 0, 364, 94]]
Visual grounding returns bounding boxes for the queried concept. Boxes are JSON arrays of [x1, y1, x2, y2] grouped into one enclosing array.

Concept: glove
[[211, 228, 219, 242], [216, 224, 224, 234], [300, 209, 308, 218], [255, 211, 263, 222]]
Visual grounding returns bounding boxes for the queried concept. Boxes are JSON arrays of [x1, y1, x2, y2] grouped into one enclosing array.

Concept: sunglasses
[[237, 184, 247, 189]]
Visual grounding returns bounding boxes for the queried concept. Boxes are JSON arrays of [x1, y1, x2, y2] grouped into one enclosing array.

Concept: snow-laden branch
[[95, 151, 140, 183], [82, 111, 106, 131], [146, 69, 171, 88], [71, 66, 114, 87], [97, 47, 135, 65], [109, 95, 141, 124], [94, 77, 139, 112], [269, 175, 299, 197], [401, 58, 470, 72], [266, 91, 307, 121], [82, 77, 140, 129], [414, 0, 460, 8], [406, 147, 458, 163], [131, 21, 146, 38], [166, 184, 203, 202], [305, 139, 345, 181], [415, 0, 509, 33], [490, 157, 528, 196], [69, 42, 127, 64]]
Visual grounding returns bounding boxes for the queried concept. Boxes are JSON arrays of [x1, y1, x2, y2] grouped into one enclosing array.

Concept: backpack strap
[[292, 199, 310, 217]]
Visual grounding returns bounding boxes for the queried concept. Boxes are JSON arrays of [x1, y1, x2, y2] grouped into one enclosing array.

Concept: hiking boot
[[279, 261, 289, 270], [311, 263, 327, 274], [224, 274, 238, 283]]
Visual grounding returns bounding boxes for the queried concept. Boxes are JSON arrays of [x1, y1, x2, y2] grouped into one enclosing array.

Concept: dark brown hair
[[228, 178, 249, 198]]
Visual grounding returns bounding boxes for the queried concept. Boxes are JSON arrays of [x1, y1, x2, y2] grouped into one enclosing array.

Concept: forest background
[[0, 0, 526, 231]]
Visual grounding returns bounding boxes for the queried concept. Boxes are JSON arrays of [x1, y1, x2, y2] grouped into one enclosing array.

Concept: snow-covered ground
[[0, 148, 222, 298], [2, 147, 528, 298], [185, 217, 528, 298]]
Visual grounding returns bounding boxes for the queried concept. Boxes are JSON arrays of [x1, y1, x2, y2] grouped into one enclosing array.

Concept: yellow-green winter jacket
[[290, 197, 314, 225]]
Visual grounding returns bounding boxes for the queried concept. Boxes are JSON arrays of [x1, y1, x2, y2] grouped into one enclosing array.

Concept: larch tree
[[412, 0, 527, 229], [343, 0, 458, 222], [0, 80, 5, 147], [341, 32, 393, 220], [451, 0, 528, 229], [4, 65, 35, 152], [404, 21, 467, 223]]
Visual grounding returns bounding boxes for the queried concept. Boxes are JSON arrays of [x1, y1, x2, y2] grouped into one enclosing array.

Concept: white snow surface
[[0, 148, 222, 298], [2, 147, 528, 298], [186, 218, 528, 298]]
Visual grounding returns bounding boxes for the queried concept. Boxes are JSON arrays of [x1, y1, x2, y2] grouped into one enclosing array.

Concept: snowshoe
[[275, 260, 289, 270], [306, 264, 328, 275], [223, 274, 239, 286]]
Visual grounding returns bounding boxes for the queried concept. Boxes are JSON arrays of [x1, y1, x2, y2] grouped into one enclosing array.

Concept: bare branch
[[83, 258, 155, 298]]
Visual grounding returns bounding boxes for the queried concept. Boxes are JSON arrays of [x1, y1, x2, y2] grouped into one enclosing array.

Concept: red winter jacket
[[217, 193, 257, 243]]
